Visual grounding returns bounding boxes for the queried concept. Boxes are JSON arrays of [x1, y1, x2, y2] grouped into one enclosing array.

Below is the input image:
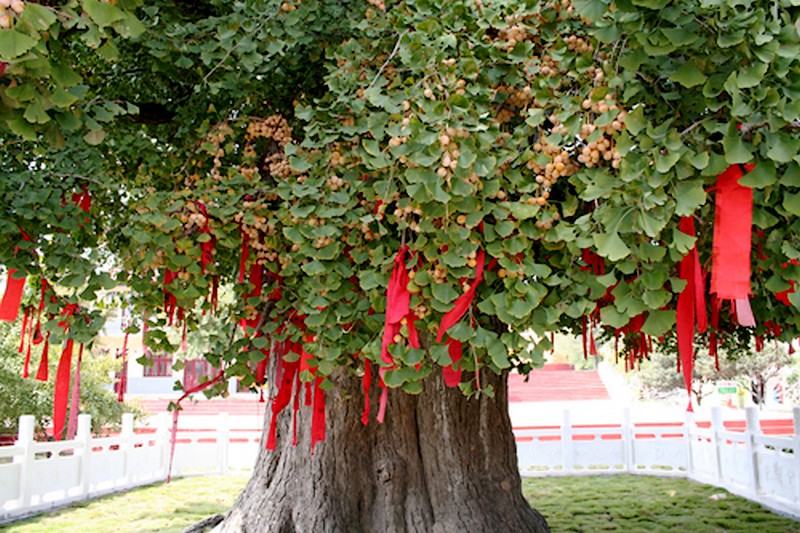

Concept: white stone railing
[[514, 406, 800, 519], [1, 407, 798, 523]]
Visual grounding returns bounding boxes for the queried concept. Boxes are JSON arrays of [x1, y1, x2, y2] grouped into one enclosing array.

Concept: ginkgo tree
[[2, 0, 799, 531]]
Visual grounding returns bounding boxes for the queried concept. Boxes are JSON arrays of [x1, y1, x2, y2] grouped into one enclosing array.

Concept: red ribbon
[[163, 269, 179, 325], [435, 249, 489, 387], [441, 339, 463, 387], [264, 337, 327, 452], [195, 202, 215, 274], [710, 164, 755, 327], [35, 332, 50, 381], [53, 339, 74, 441], [1, 229, 34, 322], [266, 343, 301, 450], [676, 217, 707, 412], [377, 246, 420, 422], [166, 370, 225, 482], [0, 270, 26, 322], [311, 376, 326, 452], [437, 250, 487, 339], [776, 259, 799, 306], [361, 355, 372, 426], [117, 332, 129, 402], [66, 344, 84, 440], [617, 313, 649, 371], [71, 187, 91, 213]]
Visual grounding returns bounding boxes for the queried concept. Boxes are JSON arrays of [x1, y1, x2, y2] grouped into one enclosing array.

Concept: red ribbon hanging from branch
[[0, 270, 26, 322], [436, 249, 488, 387], [710, 164, 755, 327], [296, 347, 326, 452], [0, 229, 33, 323], [361, 352, 372, 426], [35, 332, 50, 382], [52, 339, 74, 441], [266, 342, 301, 450], [117, 332, 129, 402], [377, 245, 420, 422], [163, 269, 180, 326], [580, 248, 606, 358], [67, 344, 84, 440], [71, 186, 91, 214], [52, 303, 79, 441], [166, 370, 225, 482], [676, 217, 708, 412], [776, 259, 799, 306], [19, 307, 30, 376]]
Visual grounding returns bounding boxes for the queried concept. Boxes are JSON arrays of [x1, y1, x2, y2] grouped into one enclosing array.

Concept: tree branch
[[367, 30, 409, 90], [202, 9, 280, 84]]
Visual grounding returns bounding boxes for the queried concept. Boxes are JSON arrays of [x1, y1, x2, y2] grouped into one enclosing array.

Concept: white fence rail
[[2, 406, 799, 523]]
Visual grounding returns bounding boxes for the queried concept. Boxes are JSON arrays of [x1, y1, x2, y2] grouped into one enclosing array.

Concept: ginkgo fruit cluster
[[0, 0, 24, 29]]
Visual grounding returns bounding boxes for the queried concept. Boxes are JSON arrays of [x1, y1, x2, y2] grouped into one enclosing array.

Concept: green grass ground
[[1, 474, 798, 532], [525, 475, 800, 533], [0, 476, 248, 533]]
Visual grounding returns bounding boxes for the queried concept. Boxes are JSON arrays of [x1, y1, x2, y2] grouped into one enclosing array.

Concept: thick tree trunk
[[219, 368, 549, 533]]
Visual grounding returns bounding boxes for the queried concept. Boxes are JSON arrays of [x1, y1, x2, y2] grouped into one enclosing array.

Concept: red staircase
[[507, 365, 609, 402]]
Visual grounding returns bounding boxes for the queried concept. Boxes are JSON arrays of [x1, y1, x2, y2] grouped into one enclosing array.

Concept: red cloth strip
[[441, 338, 463, 388], [581, 316, 588, 359], [292, 369, 302, 446], [776, 259, 798, 305], [677, 216, 702, 412], [436, 250, 487, 387], [18, 307, 28, 354], [67, 344, 84, 440], [436, 250, 486, 341], [24, 314, 34, 375], [163, 270, 179, 325], [71, 188, 91, 213], [195, 202, 215, 274], [166, 371, 225, 482], [378, 246, 419, 420], [377, 386, 389, 423], [0, 270, 26, 322], [266, 353, 300, 450], [239, 231, 249, 284], [210, 276, 219, 312], [52, 339, 74, 441], [311, 376, 326, 452], [118, 332, 129, 402], [754, 336, 764, 352], [361, 357, 372, 425], [19, 309, 33, 379], [35, 333, 50, 381], [710, 165, 754, 326]]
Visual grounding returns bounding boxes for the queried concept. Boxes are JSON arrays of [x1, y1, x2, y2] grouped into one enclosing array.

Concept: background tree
[[2, 0, 800, 532], [0, 321, 140, 438], [636, 345, 794, 407]]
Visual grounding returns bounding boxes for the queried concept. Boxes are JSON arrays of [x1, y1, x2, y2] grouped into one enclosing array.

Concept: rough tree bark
[[218, 367, 550, 533]]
